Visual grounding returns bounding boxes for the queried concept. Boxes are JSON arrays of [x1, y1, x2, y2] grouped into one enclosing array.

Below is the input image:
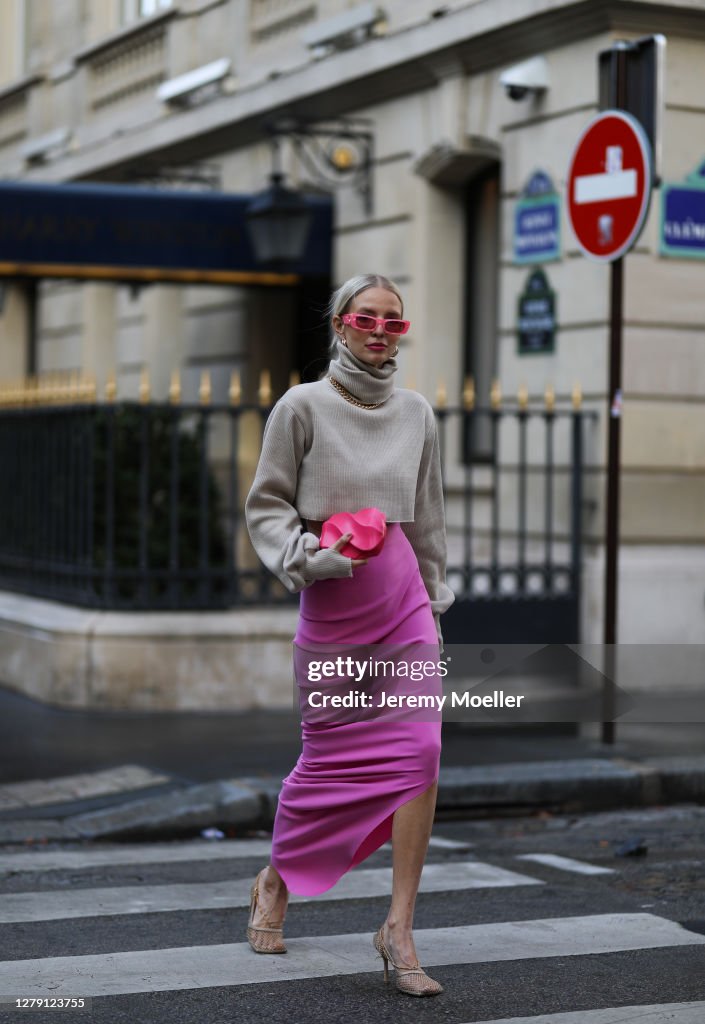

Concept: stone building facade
[[1, 0, 704, 669]]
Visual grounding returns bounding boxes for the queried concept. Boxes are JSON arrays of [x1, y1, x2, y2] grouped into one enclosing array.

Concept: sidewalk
[[0, 683, 704, 844]]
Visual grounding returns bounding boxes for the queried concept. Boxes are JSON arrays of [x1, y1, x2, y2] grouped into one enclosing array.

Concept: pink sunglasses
[[341, 313, 411, 335]]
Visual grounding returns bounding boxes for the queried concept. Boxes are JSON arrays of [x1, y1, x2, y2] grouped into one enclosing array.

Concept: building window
[[122, 0, 173, 23]]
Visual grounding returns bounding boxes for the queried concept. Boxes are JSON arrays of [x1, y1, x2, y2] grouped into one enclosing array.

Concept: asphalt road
[[0, 804, 703, 1024]]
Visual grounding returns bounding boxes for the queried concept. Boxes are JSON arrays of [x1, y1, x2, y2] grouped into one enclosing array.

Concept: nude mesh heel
[[246, 869, 287, 954], [373, 927, 443, 997]]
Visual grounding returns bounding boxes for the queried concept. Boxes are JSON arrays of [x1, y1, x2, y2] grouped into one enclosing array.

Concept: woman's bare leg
[[382, 781, 438, 965]]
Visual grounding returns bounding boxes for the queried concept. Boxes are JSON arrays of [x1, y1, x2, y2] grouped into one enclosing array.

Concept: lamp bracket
[[265, 117, 374, 216]]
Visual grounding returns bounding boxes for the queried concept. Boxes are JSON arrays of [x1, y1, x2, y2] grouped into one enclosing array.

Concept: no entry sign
[[566, 110, 652, 262]]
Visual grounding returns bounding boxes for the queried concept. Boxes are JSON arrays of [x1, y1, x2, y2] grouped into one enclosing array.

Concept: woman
[[244, 273, 454, 996]]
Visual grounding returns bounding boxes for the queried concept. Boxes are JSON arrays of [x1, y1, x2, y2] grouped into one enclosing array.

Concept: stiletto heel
[[246, 868, 287, 954], [373, 926, 442, 997], [375, 930, 390, 983], [373, 927, 389, 983]]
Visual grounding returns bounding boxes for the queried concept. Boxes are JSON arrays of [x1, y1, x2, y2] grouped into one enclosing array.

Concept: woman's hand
[[331, 532, 368, 569]]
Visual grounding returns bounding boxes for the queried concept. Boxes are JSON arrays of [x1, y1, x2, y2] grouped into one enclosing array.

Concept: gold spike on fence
[[57, 373, 69, 403], [77, 374, 88, 402], [544, 382, 555, 413], [52, 373, 63, 404], [258, 369, 272, 406], [51, 372, 64, 404], [169, 369, 181, 404], [0, 372, 585, 412], [40, 374, 54, 404], [41, 373, 54, 405], [105, 370, 117, 402], [229, 370, 241, 405], [490, 378, 502, 410], [69, 370, 80, 403], [11, 372, 99, 404], [58, 372, 69, 404]]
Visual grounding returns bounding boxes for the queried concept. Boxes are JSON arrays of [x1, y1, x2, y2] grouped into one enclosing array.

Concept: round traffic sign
[[566, 110, 652, 262]]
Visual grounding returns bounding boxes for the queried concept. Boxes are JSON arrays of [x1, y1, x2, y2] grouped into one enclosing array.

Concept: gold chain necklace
[[328, 375, 385, 410]]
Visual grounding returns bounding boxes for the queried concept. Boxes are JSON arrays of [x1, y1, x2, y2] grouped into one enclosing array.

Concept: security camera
[[500, 56, 549, 101], [506, 84, 531, 101]]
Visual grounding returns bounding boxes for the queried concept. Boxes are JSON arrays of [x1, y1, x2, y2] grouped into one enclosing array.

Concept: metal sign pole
[[602, 256, 622, 743], [601, 45, 628, 745]]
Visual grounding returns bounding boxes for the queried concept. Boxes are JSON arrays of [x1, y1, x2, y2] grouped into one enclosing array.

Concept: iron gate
[[436, 397, 591, 644]]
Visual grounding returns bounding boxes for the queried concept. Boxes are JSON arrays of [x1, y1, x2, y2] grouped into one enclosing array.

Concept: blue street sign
[[514, 171, 561, 264], [660, 160, 705, 260]]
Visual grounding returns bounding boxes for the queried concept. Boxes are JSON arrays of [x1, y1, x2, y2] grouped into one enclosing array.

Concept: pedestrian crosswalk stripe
[[516, 854, 615, 875], [458, 1002, 705, 1024], [0, 839, 274, 875], [0, 860, 542, 923], [0, 914, 701, 998], [428, 836, 475, 851], [382, 836, 474, 852], [0, 833, 473, 876]]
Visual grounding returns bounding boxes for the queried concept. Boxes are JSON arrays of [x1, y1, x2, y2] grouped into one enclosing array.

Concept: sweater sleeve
[[245, 399, 353, 593], [401, 408, 455, 648]]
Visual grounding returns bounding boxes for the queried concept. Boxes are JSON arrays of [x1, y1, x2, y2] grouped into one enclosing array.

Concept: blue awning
[[0, 180, 332, 285]]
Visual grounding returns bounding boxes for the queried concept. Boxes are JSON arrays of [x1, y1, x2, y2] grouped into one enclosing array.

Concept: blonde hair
[[326, 274, 404, 357]]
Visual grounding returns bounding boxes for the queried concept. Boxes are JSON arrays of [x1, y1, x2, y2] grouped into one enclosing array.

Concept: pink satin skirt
[[270, 523, 441, 896]]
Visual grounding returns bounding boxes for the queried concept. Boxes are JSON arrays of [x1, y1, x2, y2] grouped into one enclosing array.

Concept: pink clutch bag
[[319, 507, 387, 559]]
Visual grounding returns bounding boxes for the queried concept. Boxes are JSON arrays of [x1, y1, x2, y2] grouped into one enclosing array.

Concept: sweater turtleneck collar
[[326, 339, 397, 406]]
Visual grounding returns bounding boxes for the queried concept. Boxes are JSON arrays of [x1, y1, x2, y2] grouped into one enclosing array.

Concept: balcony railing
[[75, 9, 173, 111]]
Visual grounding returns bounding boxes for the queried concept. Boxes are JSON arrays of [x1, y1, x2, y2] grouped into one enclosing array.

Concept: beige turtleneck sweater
[[245, 340, 455, 642]]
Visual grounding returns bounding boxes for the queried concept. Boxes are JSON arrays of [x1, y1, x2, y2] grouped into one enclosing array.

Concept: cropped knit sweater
[[244, 340, 455, 640]]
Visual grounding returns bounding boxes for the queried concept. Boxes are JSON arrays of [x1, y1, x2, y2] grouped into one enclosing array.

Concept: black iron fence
[[436, 392, 595, 644], [0, 382, 595, 639]]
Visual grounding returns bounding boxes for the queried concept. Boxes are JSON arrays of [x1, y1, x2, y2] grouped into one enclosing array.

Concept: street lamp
[[245, 170, 313, 268], [245, 118, 374, 266]]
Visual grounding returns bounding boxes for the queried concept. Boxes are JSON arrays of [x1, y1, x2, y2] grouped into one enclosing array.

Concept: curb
[[437, 759, 644, 814], [70, 779, 265, 840], [1, 757, 704, 844]]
